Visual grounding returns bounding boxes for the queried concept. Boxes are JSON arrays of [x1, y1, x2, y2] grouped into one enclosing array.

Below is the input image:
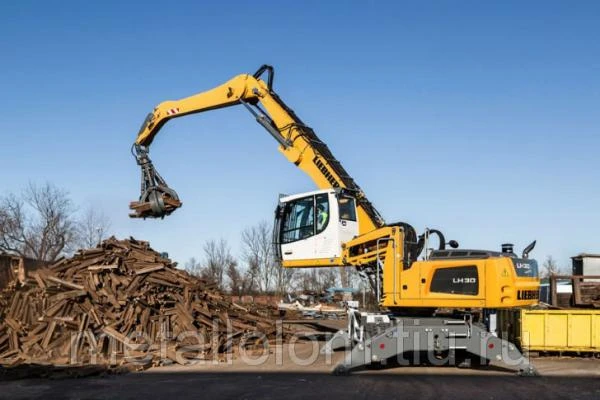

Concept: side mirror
[[448, 240, 459, 249]]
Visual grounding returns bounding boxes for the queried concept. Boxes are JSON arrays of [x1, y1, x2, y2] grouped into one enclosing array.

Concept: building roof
[[571, 253, 600, 259]]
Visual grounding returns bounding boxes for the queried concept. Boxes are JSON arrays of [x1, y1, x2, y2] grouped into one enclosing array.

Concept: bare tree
[[77, 207, 111, 248], [201, 238, 236, 291], [542, 255, 561, 278], [294, 268, 339, 293], [317, 268, 339, 292], [226, 262, 256, 296], [346, 267, 365, 288], [226, 262, 243, 295], [241, 221, 276, 293], [276, 262, 296, 296], [0, 183, 78, 262], [339, 267, 350, 287], [244, 255, 261, 295], [185, 257, 203, 277]]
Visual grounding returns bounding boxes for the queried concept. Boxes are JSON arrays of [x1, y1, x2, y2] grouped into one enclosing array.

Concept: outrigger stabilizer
[[322, 306, 538, 376]]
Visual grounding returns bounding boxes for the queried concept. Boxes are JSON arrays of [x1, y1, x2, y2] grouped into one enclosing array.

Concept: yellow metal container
[[500, 309, 600, 352]]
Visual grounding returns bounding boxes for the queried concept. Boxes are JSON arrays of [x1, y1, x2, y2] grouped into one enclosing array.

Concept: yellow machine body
[[384, 257, 540, 309]]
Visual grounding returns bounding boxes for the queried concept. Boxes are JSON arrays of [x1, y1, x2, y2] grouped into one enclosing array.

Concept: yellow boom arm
[[131, 65, 383, 233]]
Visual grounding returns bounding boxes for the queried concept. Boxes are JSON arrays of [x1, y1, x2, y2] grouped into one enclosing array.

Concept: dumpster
[[500, 309, 600, 352]]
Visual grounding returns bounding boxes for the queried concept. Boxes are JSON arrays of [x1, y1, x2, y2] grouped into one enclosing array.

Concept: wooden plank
[[102, 326, 135, 350], [49, 257, 68, 271], [44, 299, 67, 317], [4, 317, 22, 332], [146, 277, 180, 287], [46, 276, 85, 290], [8, 291, 21, 318], [128, 249, 157, 263], [48, 289, 87, 303], [87, 264, 119, 271], [135, 264, 165, 275], [41, 320, 57, 349], [31, 272, 47, 289]]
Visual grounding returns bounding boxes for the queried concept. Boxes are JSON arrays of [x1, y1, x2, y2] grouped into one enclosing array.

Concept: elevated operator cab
[[274, 189, 359, 266]]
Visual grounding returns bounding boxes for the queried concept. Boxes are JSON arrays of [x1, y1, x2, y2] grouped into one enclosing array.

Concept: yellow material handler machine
[[130, 65, 540, 375]]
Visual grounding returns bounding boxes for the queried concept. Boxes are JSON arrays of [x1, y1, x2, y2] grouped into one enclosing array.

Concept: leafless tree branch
[[0, 183, 78, 262], [77, 207, 111, 248]]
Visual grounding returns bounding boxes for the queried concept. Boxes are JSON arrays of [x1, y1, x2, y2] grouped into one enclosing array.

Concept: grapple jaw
[[129, 145, 182, 219]]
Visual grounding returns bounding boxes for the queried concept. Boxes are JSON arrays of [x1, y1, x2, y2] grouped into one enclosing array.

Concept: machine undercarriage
[[322, 306, 537, 376]]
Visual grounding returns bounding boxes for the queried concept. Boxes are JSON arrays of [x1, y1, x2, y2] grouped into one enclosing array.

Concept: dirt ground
[[1, 340, 599, 400]]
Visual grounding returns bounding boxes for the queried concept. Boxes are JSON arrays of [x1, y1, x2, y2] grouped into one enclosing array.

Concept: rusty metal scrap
[[550, 274, 600, 308], [128, 195, 182, 219], [0, 237, 285, 369]]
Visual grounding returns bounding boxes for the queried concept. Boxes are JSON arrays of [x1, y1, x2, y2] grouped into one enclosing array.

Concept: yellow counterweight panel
[[382, 259, 486, 309], [380, 257, 539, 309]]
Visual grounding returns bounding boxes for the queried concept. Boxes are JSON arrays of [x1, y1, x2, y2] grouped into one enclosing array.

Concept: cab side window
[[338, 196, 356, 221], [316, 194, 329, 233]]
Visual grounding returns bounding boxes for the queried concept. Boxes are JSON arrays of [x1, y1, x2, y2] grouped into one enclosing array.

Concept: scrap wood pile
[[0, 237, 286, 369]]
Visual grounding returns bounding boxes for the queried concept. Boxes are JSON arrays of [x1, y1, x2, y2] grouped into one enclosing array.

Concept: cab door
[[313, 193, 360, 259], [280, 195, 316, 260], [314, 193, 337, 258]]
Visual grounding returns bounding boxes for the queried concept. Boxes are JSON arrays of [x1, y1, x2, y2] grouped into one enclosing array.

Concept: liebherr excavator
[[130, 65, 540, 375]]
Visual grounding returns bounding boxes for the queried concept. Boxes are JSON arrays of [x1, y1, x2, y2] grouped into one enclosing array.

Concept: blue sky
[[1, 1, 598, 271]]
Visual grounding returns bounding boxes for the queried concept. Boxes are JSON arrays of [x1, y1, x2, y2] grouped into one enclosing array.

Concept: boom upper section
[[132, 65, 383, 233]]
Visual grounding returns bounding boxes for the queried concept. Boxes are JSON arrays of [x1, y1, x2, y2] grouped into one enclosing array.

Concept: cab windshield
[[281, 194, 329, 243]]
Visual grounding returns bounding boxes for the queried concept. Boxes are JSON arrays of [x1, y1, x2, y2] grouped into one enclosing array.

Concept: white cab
[[277, 189, 359, 261]]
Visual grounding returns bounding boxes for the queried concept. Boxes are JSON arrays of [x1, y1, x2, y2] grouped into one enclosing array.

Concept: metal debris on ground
[[0, 237, 286, 371], [550, 274, 600, 308]]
